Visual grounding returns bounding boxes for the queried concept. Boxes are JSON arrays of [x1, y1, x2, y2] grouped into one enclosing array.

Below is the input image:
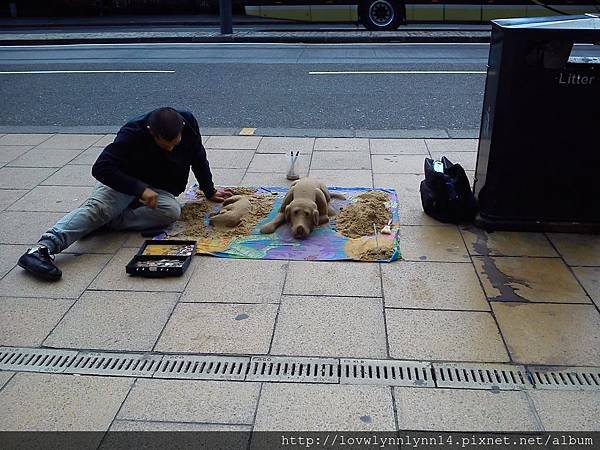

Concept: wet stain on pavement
[[235, 313, 249, 321]]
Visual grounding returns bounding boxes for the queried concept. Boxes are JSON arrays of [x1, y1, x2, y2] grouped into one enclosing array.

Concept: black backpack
[[420, 156, 477, 224]]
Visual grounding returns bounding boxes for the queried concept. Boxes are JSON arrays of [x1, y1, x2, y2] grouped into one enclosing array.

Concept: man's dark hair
[[147, 107, 185, 140]]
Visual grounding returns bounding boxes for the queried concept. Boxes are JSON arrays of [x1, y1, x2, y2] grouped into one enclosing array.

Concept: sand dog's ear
[[285, 205, 292, 222], [313, 210, 319, 226]]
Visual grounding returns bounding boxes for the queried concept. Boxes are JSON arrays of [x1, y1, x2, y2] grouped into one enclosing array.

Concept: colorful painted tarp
[[168, 186, 401, 262]]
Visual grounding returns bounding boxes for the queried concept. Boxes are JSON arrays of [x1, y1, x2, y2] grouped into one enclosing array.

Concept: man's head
[[147, 107, 184, 152]]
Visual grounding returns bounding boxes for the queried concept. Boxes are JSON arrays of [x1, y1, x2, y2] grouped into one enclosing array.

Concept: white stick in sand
[[373, 223, 380, 249]]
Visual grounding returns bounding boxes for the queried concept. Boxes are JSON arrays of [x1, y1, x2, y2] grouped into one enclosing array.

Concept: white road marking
[[0, 69, 175, 74], [309, 70, 486, 75]]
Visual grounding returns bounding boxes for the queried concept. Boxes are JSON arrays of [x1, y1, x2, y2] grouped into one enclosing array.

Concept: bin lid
[[493, 14, 600, 30]]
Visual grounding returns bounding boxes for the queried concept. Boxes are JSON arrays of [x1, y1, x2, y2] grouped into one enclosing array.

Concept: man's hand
[[140, 187, 159, 209], [209, 188, 234, 203]]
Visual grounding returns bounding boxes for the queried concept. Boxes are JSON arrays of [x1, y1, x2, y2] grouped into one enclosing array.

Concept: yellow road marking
[[239, 127, 256, 136]]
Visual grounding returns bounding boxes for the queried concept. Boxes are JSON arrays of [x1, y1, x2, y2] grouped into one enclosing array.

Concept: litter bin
[[474, 14, 600, 232]]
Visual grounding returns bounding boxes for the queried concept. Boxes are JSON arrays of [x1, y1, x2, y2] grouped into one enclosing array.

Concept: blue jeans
[[40, 182, 181, 254]]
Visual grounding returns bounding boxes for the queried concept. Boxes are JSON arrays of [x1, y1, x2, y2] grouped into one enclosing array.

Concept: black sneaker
[[17, 246, 62, 281]]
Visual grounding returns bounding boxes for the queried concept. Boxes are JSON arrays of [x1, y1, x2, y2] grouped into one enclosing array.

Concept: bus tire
[[359, 0, 403, 31]]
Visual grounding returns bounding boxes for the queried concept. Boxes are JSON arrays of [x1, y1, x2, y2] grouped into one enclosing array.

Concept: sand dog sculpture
[[209, 195, 251, 227], [260, 177, 345, 239]]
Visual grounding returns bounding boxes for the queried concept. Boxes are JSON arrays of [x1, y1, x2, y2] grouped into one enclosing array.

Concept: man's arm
[[92, 140, 147, 198], [186, 114, 217, 199]]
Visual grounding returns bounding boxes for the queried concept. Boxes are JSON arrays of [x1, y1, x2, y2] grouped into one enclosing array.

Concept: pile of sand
[[336, 190, 391, 239], [178, 188, 276, 241]]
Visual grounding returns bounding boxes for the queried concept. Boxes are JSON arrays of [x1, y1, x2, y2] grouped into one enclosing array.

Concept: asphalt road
[[0, 42, 497, 130]]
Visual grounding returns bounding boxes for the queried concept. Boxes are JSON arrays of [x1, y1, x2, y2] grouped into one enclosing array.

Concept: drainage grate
[[246, 356, 339, 383], [64, 352, 163, 378], [341, 359, 433, 387], [0, 347, 77, 373], [528, 366, 600, 391], [154, 355, 249, 381], [433, 362, 530, 390]]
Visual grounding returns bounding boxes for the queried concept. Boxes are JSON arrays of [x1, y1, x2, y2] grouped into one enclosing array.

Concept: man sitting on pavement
[[17, 107, 232, 281]]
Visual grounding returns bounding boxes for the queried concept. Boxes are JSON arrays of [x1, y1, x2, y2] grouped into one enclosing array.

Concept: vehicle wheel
[[359, 0, 403, 31]]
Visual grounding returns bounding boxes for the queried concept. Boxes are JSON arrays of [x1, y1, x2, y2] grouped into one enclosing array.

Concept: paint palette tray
[[126, 240, 196, 277]]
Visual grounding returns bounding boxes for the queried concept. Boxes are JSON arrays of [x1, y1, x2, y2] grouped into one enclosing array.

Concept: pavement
[[0, 131, 598, 437], [0, 14, 491, 45]]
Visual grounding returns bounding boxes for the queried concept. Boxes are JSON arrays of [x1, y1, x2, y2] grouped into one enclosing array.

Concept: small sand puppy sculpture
[[260, 177, 345, 239], [209, 195, 251, 227]]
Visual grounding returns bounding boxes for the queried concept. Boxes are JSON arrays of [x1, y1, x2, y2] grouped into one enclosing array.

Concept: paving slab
[[527, 391, 600, 431], [8, 185, 91, 212], [63, 230, 128, 255], [34, 134, 104, 149], [371, 154, 425, 174], [247, 152, 309, 174], [547, 233, 600, 266], [430, 151, 477, 171], [0, 211, 65, 244], [89, 247, 195, 292], [0, 297, 73, 347], [0, 189, 27, 211], [0, 372, 132, 431], [271, 295, 387, 358], [460, 227, 558, 257], [307, 169, 373, 187], [7, 147, 84, 168], [210, 168, 247, 186], [386, 309, 509, 362], [373, 173, 440, 226], [206, 136, 262, 150], [44, 290, 178, 351], [0, 244, 28, 279], [395, 387, 539, 431], [118, 379, 260, 424], [206, 149, 255, 169], [240, 172, 296, 187], [254, 384, 396, 431], [492, 303, 600, 366], [0, 372, 14, 390], [0, 253, 111, 299], [314, 137, 369, 152], [310, 151, 371, 170], [0, 134, 53, 146], [155, 302, 278, 354], [70, 146, 103, 165], [0, 145, 35, 164], [425, 138, 478, 153], [285, 260, 381, 297], [256, 136, 314, 154], [40, 164, 95, 186], [572, 266, 600, 308], [382, 261, 489, 311], [182, 258, 286, 304], [399, 225, 470, 262], [370, 138, 428, 155], [472, 256, 590, 303], [0, 166, 55, 189], [93, 134, 116, 147]]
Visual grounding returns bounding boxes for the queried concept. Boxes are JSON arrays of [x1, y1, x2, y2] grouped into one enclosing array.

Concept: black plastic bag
[[420, 156, 477, 224]]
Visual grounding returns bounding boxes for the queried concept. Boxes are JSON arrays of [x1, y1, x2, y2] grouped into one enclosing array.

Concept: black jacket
[[92, 110, 216, 199]]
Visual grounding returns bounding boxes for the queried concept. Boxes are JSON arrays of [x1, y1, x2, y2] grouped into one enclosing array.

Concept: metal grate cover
[[154, 355, 249, 381], [433, 362, 530, 390], [341, 359, 433, 387], [528, 366, 600, 391], [64, 352, 163, 377], [0, 347, 77, 373], [246, 356, 339, 383]]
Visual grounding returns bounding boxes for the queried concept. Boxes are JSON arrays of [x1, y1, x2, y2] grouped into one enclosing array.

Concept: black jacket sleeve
[[187, 114, 217, 199], [92, 139, 148, 198]]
